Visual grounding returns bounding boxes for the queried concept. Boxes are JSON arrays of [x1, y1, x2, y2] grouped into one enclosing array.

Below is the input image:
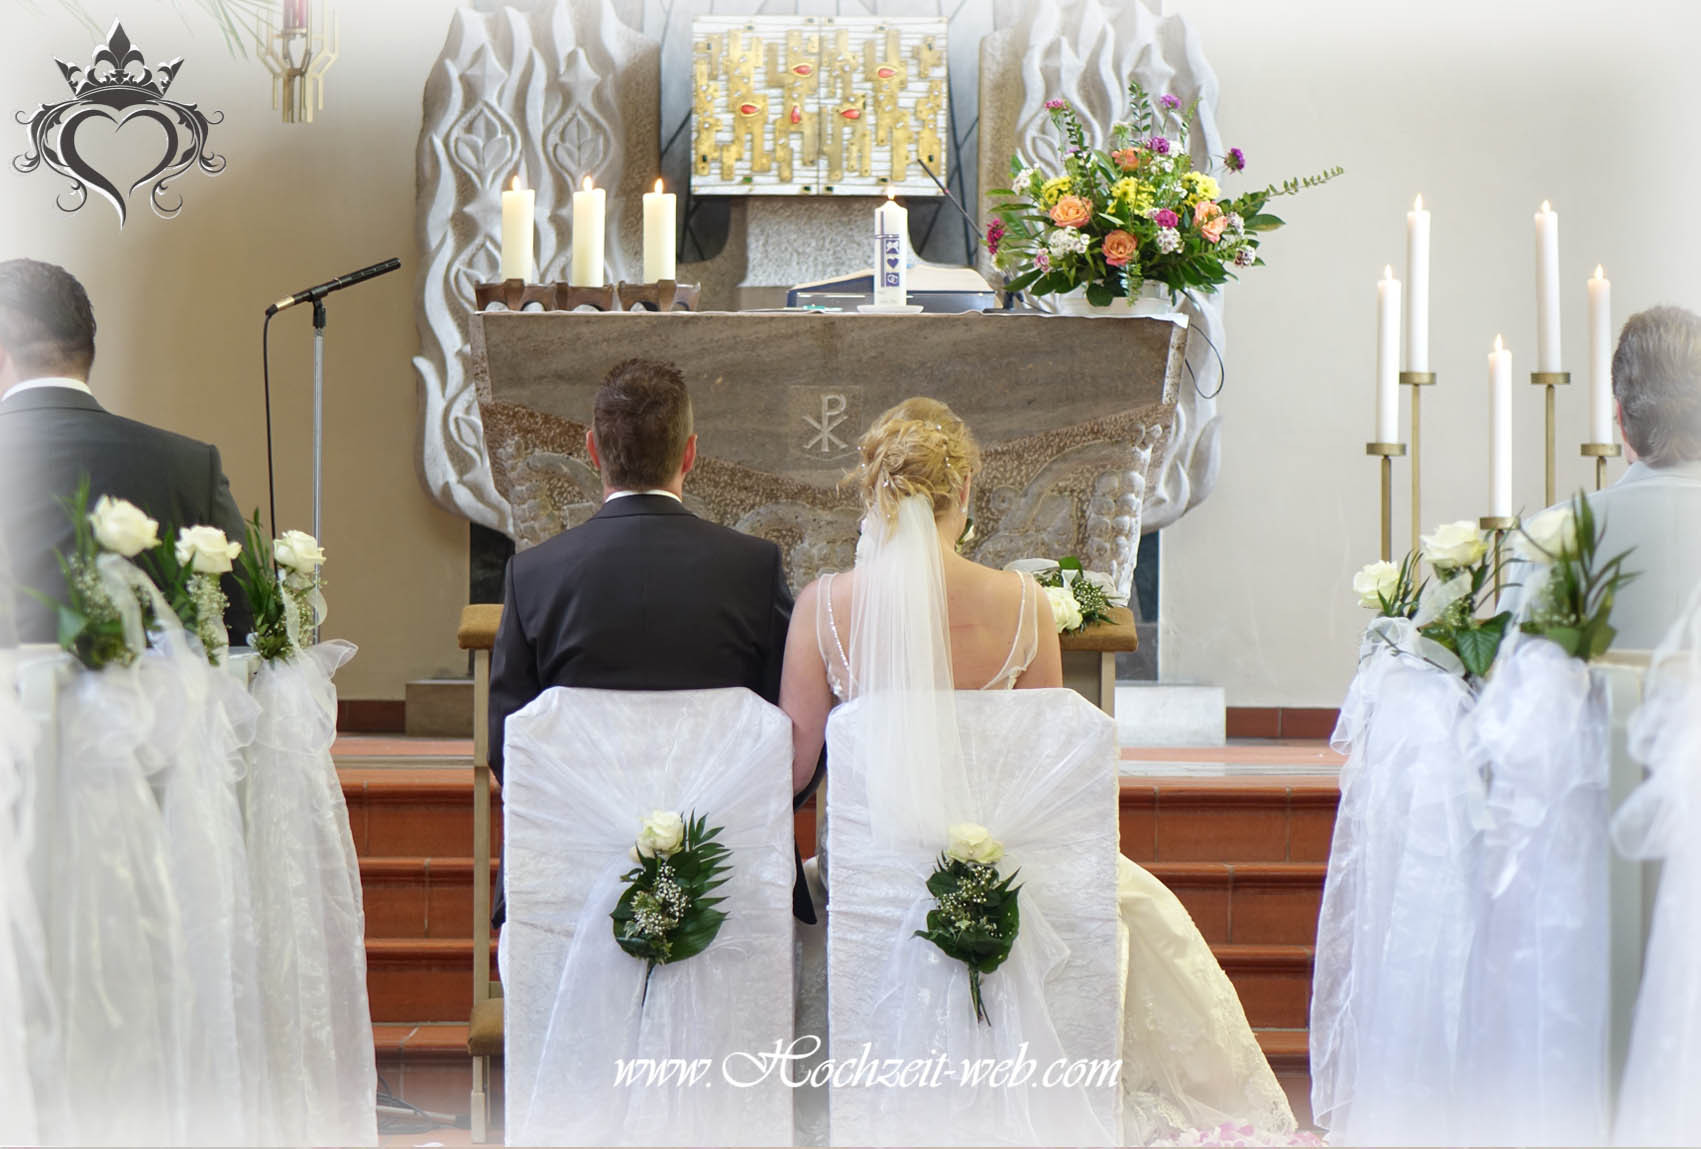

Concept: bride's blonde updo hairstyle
[[851, 397, 982, 523]]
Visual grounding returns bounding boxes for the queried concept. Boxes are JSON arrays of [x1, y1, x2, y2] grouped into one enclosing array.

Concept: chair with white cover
[[501, 687, 795, 1147], [824, 688, 1122, 1147]]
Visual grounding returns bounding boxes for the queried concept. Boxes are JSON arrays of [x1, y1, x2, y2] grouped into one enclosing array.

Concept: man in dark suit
[[0, 259, 252, 643], [489, 357, 808, 925]]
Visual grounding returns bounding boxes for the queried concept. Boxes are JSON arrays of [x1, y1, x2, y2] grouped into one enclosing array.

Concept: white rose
[[175, 525, 242, 574], [88, 495, 160, 557], [946, 822, 1004, 866], [1514, 505, 1578, 565], [1351, 560, 1401, 610], [1044, 585, 1083, 633], [273, 529, 326, 573], [635, 810, 686, 858], [1420, 520, 1489, 570]]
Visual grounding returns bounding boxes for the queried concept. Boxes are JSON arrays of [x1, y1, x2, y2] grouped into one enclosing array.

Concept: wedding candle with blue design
[[874, 189, 908, 307]]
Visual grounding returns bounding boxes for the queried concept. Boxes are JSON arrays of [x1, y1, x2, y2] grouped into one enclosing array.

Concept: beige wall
[[0, 0, 470, 699], [6, 0, 1697, 706]]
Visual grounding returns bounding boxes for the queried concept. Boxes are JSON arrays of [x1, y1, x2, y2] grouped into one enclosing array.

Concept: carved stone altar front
[[476, 311, 1184, 597]]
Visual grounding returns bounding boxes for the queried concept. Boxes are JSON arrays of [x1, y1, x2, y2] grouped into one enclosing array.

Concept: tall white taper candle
[[571, 175, 606, 288], [1489, 334, 1513, 518], [1587, 265, 1613, 444], [1376, 265, 1401, 444], [499, 175, 534, 282], [1404, 195, 1430, 373], [874, 189, 908, 308], [1534, 201, 1562, 372], [642, 178, 676, 282]]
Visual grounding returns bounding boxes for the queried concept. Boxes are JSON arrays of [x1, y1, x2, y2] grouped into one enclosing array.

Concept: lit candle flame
[[654, 178, 665, 194], [1593, 264, 1605, 280], [1383, 264, 1394, 279], [582, 175, 594, 191], [1494, 334, 1505, 353], [510, 175, 522, 192], [1413, 194, 1423, 211], [1540, 199, 1552, 213], [886, 187, 896, 201]]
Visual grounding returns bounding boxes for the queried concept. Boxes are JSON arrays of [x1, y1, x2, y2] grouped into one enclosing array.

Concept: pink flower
[[1044, 98, 1067, 111], [1194, 200, 1228, 244], [985, 219, 1006, 256]]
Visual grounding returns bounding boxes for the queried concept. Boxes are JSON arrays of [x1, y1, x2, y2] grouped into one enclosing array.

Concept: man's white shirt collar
[[604, 488, 682, 504], [1, 376, 93, 403]]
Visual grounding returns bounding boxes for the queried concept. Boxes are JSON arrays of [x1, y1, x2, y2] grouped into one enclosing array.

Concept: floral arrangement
[[913, 822, 1021, 1026], [1352, 520, 1512, 680], [987, 81, 1341, 305], [1513, 497, 1637, 660], [611, 810, 732, 994], [1037, 557, 1114, 634], [145, 524, 243, 665], [231, 512, 327, 661], [31, 480, 161, 670]]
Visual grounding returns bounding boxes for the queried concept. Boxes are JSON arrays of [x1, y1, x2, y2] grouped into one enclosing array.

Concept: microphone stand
[[311, 297, 327, 560]]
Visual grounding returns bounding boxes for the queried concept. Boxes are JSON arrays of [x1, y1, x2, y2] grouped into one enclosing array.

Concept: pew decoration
[[611, 809, 734, 994], [913, 822, 1021, 1027]]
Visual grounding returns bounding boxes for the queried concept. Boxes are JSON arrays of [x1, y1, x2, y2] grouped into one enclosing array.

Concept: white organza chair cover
[[502, 687, 795, 1147], [142, 630, 271, 1145], [0, 650, 51, 1147], [1309, 641, 1485, 1146], [245, 640, 376, 1147], [32, 656, 190, 1145], [1458, 636, 1610, 1145], [825, 688, 1121, 1147], [1610, 596, 1701, 1146]]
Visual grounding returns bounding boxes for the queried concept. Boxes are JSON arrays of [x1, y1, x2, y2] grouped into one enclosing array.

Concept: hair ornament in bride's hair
[[846, 397, 983, 527]]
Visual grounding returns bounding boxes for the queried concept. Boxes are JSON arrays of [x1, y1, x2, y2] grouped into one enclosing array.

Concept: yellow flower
[[1039, 176, 1073, 207], [1182, 171, 1221, 205], [1111, 178, 1154, 215]]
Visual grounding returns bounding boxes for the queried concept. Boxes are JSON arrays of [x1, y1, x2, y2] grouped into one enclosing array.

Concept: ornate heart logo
[[13, 21, 225, 227]]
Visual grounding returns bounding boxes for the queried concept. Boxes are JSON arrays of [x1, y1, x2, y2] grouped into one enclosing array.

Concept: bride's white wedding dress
[[799, 496, 1294, 1145]]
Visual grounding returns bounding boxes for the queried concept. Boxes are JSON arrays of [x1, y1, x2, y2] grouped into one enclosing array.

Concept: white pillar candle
[[499, 175, 534, 282], [874, 189, 908, 307], [1587, 265, 1613, 444], [1375, 265, 1401, 444], [1534, 200, 1562, 372], [1489, 334, 1513, 518], [1404, 195, 1430, 373], [570, 175, 606, 288], [642, 178, 676, 283]]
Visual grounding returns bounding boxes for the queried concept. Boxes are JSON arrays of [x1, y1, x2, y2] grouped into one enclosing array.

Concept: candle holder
[[1530, 371, 1571, 506], [1580, 441, 1622, 492], [613, 279, 703, 312], [1367, 441, 1407, 562], [1400, 371, 1435, 555], [474, 279, 559, 312], [1479, 514, 1519, 603]]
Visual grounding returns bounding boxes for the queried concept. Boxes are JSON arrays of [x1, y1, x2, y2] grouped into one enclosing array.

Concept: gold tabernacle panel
[[690, 15, 948, 197]]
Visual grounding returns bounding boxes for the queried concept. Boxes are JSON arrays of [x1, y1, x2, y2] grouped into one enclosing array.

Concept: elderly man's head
[[1614, 306, 1701, 466]]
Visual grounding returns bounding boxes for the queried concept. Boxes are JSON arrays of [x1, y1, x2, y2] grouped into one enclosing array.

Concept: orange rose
[[1102, 229, 1138, 267], [1110, 147, 1141, 171], [1194, 200, 1228, 244], [1049, 194, 1093, 229]]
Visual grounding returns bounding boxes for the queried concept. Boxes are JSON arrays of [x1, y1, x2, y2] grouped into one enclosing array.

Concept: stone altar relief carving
[[979, 0, 1223, 533], [476, 310, 1186, 601], [689, 15, 948, 196], [413, 0, 660, 534]]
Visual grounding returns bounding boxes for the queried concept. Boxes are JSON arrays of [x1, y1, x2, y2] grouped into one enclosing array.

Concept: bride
[[779, 398, 1296, 1143]]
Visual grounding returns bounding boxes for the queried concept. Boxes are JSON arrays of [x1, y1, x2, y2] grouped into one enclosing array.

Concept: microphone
[[266, 257, 402, 315]]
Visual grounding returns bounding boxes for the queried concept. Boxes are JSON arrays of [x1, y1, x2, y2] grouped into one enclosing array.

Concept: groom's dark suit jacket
[[489, 493, 806, 922], [0, 386, 252, 643]]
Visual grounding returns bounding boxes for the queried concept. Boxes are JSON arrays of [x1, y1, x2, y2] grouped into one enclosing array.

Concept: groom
[[489, 357, 809, 920]]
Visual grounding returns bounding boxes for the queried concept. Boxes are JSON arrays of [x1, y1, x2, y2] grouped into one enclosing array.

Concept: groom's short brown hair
[[592, 358, 694, 489]]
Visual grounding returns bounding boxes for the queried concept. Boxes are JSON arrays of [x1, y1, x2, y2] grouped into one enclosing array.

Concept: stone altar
[[475, 310, 1185, 598]]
